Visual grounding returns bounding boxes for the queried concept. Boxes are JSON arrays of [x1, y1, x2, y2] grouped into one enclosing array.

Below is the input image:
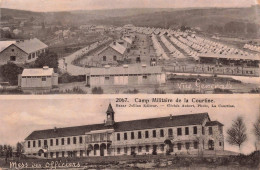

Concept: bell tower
[[105, 103, 115, 126]]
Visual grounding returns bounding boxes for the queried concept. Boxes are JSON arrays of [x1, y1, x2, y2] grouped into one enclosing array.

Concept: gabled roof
[[14, 38, 48, 54], [205, 121, 224, 126], [22, 67, 54, 77], [0, 40, 16, 53], [25, 112, 210, 140], [98, 42, 126, 56], [109, 42, 126, 55]]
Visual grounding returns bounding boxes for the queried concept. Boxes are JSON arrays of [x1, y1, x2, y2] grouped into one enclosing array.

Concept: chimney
[[43, 66, 49, 70], [170, 114, 173, 120]]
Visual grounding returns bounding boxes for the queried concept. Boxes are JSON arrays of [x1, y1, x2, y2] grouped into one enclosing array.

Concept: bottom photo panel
[[0, 95, 259, 169]]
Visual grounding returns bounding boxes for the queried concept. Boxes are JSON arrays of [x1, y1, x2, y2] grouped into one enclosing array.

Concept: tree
[[226, 116, 247, 152], [0, 62, 23, 85], [33, 51, 59, 70], [16, 142, 24, 158], [253, 116, 260, 140]]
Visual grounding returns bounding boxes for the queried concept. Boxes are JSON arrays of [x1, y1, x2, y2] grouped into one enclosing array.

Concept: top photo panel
[[0, 0, 259, 94]]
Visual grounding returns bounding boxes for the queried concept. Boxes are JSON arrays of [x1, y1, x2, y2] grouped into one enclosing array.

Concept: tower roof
[[106, 103, 114, 113]]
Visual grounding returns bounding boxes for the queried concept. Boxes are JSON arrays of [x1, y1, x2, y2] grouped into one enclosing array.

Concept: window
[[219, 142, 222, 146], [185, 142, 190, 150], [160, 129, 164, 137], [61, 138, 64, 145], [193, 126, 197, 134], [62, 151, 65, 157], [113, 55, 117, 61], [73, 137, 76, 144], [117, 133, 120, 141], [194, 141, 198, 149], [28, 141, 30, 148], [202, 127, 205, 135], [185, 127, 189, 135], [56, 152, 59, 158], [209, 127, 213, 135], [177, 128, 182, 136], [38, 140, 41, 147], [124, 147, 128, 154], [10, 56, 16, 61], [146, 145, 149, 152], [33, 141, 36, 147], [80, 150, 84, 157], [105, 77, 109, 80], [177, 143, 182, 150], [124, 133, 127, 140], [138, 146, 142, 152], [44, 140, 47, 146], [138, 131, 142, 139], [56, 139, 59, 145], [145, 131, 149, 138], [117, 148, 121, 154], [103, 56, 106, 61], [153, 130, 156, 138], [50, 139, 53, 146], [131, 132, 134, 139], [168, 129, 173, 137], [79, 136, 83, 144], [12, 49, 14, 52], [67, 138, 70, 144], [42, 77, 46, 81], [219, 126, 223, 134], [50, 152, 53, 158], [28, 54, 31, 60]]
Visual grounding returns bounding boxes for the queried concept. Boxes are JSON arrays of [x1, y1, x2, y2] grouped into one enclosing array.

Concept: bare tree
[[226, 116, 247, 153], [253, 116, 260, 140], [253, 116, 260, 151]]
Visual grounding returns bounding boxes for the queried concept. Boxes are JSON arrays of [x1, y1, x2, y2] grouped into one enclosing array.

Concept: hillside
[[90, 7, 260, 30]]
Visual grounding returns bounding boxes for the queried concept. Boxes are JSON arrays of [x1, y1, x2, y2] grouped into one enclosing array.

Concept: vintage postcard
[[0, 94, 259, 169], [0, 0, 259, 94], [0, 0, 260, 170]]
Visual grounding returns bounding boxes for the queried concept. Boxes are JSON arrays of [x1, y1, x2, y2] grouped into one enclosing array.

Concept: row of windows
[[21, 76, 51, 79], [117, 126, 198, 141], [103, 55, 117, 61], [28, 49, 45, 60], [28, 136, 83, 148], [90, 73, 159, 77], [116, 142, 199, 154], [30, 150, 84, 158]]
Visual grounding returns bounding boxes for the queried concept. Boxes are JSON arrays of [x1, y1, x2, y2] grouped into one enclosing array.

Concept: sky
[[0, 94, 259, 154], [0, 0, 258, 12]]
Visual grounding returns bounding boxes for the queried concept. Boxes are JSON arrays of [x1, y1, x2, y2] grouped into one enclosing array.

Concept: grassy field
[[0, 151, 259, 169]]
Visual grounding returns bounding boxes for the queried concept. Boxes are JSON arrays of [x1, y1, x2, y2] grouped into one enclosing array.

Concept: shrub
[[0, 62, 23, 85], [154, 89, 166, 94], [92, 87, 104, 94], [213, 88, 233, 94], [58, 73, 85, 84], [124, 89, 139, 94]]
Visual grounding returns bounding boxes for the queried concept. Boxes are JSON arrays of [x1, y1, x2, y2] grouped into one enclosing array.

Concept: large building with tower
[[24, 104, 224, 158]]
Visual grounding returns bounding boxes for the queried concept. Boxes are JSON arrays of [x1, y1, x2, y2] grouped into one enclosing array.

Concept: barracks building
[[24, 104, 224, 158]]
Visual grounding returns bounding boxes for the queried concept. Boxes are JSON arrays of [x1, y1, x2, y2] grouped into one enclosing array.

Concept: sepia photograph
[[0, 0, 259, 94], [0, 95, 259, 169]]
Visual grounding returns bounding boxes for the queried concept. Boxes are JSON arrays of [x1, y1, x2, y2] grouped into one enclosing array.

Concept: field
[[0, 151, 259, 169]]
